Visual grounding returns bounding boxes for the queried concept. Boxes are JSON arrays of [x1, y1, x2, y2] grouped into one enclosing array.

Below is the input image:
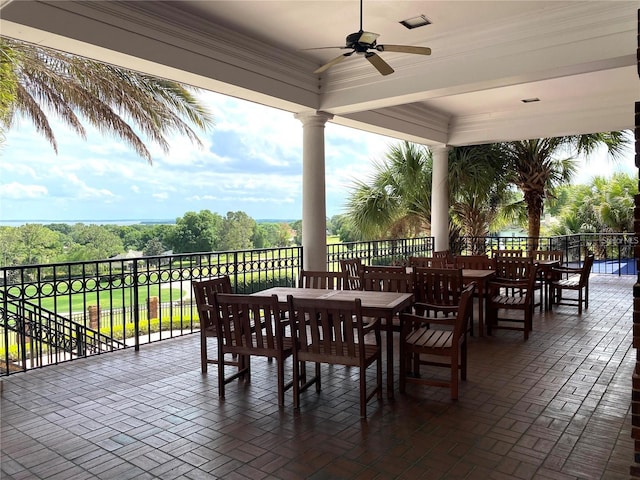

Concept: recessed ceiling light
[[400, 15, 431, 30], [521, 98, 540, 103]]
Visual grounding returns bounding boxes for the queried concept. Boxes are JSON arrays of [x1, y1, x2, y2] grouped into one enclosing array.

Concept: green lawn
[[19, 283, 186, 312]]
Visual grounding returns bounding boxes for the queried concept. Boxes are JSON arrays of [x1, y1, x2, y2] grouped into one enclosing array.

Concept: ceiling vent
[[400, 15, 431, 30]]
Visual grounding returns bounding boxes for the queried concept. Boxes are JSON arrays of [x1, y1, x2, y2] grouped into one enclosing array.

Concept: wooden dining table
[[251, 287, 414, 398], [461, 269, 496, 337]]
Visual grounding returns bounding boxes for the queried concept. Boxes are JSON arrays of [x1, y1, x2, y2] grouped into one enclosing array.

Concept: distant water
[[0, 218, 295, 227], [0, 219, 176, 226]]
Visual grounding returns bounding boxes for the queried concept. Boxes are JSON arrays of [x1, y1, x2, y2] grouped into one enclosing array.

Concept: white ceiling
[[1, 0, 638, 146]]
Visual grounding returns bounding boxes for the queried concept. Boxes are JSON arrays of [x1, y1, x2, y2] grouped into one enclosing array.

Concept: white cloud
[[0, 182, 48, 199]]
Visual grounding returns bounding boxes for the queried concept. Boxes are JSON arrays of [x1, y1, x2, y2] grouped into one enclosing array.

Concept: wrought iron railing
[[0, 290, 126, 373], [457, 233, 636, 274], [0, 233, 634, 375], [327, 236, 432, 269]]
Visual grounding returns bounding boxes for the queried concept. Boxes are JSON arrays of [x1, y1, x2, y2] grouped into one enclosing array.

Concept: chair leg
[[359, 364, 366, 418], [292, 357, 300, 410], [276, 356, 285, 408], [399, 345, 407, 393], [315, 363, 321, 393], [201, 332, 208, 373], [585, 284, 589, 310], [376, 352, 383, 400], [218, 351, 226, 399], [451, 354, 459, 400], [460, 341, 467, 381], [578, 290, 582, 315]]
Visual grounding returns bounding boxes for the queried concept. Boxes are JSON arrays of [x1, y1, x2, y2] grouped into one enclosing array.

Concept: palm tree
[[448, 144, 522, 253], [346, 141, 432, 240], [498, 133, 629, 248], [345, 142, 517, 245], [0, 38, 213, 163]]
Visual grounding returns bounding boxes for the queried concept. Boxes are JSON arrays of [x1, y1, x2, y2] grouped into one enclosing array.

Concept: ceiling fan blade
[[301, 46, 349, 51], [377, 45, 432, 55], [313, 52, 353, 74], [365, 52, 394, 76]]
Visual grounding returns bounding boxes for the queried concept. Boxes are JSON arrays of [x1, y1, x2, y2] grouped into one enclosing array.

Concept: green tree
[[0, 38, 213, 162], [219, 211, 256, 251], [143, 238, 166, 257], [331, 214, 361, 243], [168, 210, 222, 253], [346, 141, 432, 240], [498, 132, 629, 247], [448, 144, 522, 245], [290, 220, 302, 245], [555, 174, 637, 235], [13, 224, 62, 265], [67, 224, 124, 260], [0, 226, 21, 267], [345, 141, 517, 244]]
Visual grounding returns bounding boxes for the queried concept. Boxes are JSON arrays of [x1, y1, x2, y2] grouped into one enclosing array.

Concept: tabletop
[[252, 287, 414, 312]]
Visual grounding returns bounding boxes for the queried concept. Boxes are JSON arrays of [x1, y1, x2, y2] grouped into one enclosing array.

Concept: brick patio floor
[[1, 274, 635, 479]]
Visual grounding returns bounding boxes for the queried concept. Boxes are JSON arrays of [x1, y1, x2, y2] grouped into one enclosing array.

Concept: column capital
[[294, 110, 334, 127], [429, 144, 451, 155]]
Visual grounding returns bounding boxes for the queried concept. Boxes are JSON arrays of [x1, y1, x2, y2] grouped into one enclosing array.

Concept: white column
[[294, 111, 333, 271], [430, 145, 450, 252]]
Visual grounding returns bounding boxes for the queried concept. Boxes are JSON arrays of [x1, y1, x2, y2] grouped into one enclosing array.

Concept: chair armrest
[[362, 316, 379, 335], [551, 266, 581, 274], [489, 278, 528, 288], [400, 312, 456, 328], [413, 302, 458, 315]]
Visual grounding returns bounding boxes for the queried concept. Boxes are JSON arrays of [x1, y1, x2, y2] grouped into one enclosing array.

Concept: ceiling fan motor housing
[[346, 31, 376, 51]]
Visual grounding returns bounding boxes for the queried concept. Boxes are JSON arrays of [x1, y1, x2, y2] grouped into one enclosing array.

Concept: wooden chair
[[286, 295, 382, 417], [408, 256, 449, 268], [492, 249, 523, 258], [339, 258, 363, 290], [533, 250, 564, 311], [211, 293, 293, 407], [549, 254, 595, 314], [399, 283, 475, 400], [298, 269, 346, 290], [362, 266, 415, 332], [454, 255, 495, 270], [433, 249, 454, 266], [413, 267, 465, 319], [192, 276, 235, 373], [486, 258, 538, 340], [494, 255, 543, 311]]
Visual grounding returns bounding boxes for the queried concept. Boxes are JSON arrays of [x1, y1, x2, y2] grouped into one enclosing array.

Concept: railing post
[[133, 261, 140, 351], [232, 251, 238, 292], [75, 324, 85, 357]]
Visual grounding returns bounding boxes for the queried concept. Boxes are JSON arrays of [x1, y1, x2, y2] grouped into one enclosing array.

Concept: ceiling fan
[[308, 0, 432, 76]]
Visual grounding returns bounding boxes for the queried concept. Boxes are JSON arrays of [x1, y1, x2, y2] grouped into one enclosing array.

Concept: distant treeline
[[0, 210, 308, 267]]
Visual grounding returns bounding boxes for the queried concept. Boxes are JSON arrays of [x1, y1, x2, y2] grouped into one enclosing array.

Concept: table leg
[[477, 280, 485, 337], [385, 316, 394, 398]]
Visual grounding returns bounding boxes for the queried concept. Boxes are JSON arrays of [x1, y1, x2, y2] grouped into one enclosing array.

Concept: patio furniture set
[[192, 250, 594, 418]]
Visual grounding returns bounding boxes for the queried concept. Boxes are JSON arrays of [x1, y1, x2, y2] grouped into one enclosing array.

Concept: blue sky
[[0, 90, 636, 224]]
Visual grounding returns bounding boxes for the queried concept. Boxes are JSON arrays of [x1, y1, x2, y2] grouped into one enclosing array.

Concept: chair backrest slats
[[408, 256, 449, 268], [298, 270, 346, 290], [414, 267, 464, 308], [287, 296, 365, 360], [494, 256, 534, 281], [339, 258, 363, 290], [192, 276, 233, 330], [492, 249, 523, 258], [362, 266, 414, 293], [212, 293, 283, 352], [454, 255, 494, 270]]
